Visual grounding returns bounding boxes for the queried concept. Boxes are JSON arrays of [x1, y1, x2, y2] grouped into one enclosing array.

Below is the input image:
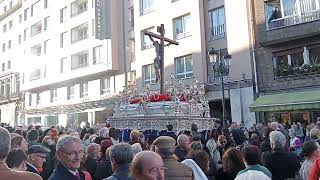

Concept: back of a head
[[242, 145, 261, 166], [188, 150, 210, 173], [177, 134, 188, 146], [191, 124, 198, 132], [166, 124, 173, 131], [131, 143, 142, 155], [110, 143, 133, 165], [301, 140, 318, 158], [109, 127, 118, 140], [6, 148, 27, 168], [222, 148, 245, 175], [11, 135, 24, 148], [99, 127, 109, 138], [310, 128, 320, 140], [269, 130, 286, 150], [130, 130, 140, 142], [261, 126, 273, 138], [27, 129, 39, 142], [190, 141, 203, 151], [0, 127, 10, 160]]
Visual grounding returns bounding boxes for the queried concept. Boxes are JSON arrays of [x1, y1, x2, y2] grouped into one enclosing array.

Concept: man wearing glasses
[[26, 145, 50, 176], [48, 135, 85, 180]]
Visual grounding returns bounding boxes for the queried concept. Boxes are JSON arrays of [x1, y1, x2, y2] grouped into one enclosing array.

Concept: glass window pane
[[175, 18, 183, 34], [309, 47, 320, 64], [282, 0, 298, 16], [185, 56, 193, 72], [291, 52, 304, 67], [176, 59, 184, 74]]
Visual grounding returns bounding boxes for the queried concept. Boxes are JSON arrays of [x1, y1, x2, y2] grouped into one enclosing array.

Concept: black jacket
[[262, 149, 300, 180], [26, 163, 39, 175], [94, 159, 113, 180], [48, 163, 85, 180], [104, 164, 133, 180], [85, 157, 98, 180]]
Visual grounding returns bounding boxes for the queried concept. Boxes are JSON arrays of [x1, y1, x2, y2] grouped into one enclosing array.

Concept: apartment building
[[14, 0, 128, 128], [204, 0, 256, 126], [0, 0, 23, 125], [251, 0, 320, 123], [132, 0, 256, 126]]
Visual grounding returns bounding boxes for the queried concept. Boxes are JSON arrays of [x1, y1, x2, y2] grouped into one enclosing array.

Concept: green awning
[[250, 90, 320, 112]]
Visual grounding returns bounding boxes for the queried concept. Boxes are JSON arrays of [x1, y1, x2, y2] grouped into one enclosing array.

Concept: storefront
[[250, 90, 320, 124]]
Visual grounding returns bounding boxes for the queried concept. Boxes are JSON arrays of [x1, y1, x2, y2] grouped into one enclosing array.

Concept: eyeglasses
[[35, 154, 47, 159], [145, 166, 167, 176], [60, 150, 84, 158], [219, 141, 227, 144]]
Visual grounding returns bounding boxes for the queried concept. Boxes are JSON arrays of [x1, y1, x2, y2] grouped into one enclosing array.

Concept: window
[[71, 51, 88, 70], [60, 32, 67, 48], [1, 63, 5, 71], [309, 44, 320, 64], [44, 0, 48, 8], [50, 89, 58, 102], [9, 20, 12, 29], [0, 80, 4, 96], [174, 14, 191, 40], [141, 27, 154, 50], [143, 64, 156, 85], [129, 7, 134, 29], [67, 85, 76, 100], [100, 78, 110, 95], [3, 6, 6, 12], [172, 0, 180, 2], [71, 23, 88, 43], [24, 28, 28, 41], [140, 0, 154, 15], [93, 45, 103, 64], [19, 14, 22, 23], [30, 21, 42, 37], [29, 69, 41, 81], [8, 40, 11, 49], [31, 1, 41, 16], [71, 0, 88, 17], [2, 44, 5, 52], [9, 1, 13, 8], [274, 48, 304, 68], [175, 54, 193, 79], [18, 34, 21, 44], [80, 82, 88, 97], [208, 7, 225, 40], [60, 57, 68, 73], [30, 44, 41, 56], [24, 8, 29, 21], [44, 39, 49, 54], [60, 7, 67, 23], [3, 24, 7, 33], [7, 61, 11, 70], [44, 16, 49, 30]]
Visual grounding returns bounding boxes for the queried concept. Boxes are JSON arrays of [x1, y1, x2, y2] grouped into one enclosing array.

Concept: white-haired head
[[269, 130, 286, 150], [99, 127, 109, 138]]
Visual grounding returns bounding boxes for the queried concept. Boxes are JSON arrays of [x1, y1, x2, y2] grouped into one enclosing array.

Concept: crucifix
[[144, 24, 179, 94]]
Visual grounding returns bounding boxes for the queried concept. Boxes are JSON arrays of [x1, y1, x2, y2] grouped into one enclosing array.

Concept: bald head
[[131, 151, 164, 180], [177, 134, 190, 147], [270, 122, 279, 130]]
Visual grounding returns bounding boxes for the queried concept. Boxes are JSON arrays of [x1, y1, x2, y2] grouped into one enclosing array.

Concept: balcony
[[71, 23, 88, 43], [259, 0, 320, 46], [30, 21, 42, 37], [0, 0, 22, 21], [268, 10, 320, 30], [71, 0, 88, 17], [0, 92, 20, 102], [209, 24, 226, 41], [71, 51, 88, 70]]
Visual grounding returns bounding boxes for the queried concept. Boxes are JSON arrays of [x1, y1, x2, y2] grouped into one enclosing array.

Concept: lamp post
[[208, 48, 231, 128]]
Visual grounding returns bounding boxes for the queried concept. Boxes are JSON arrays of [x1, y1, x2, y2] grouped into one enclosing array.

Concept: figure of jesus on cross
[[144, 24, 179, 93]]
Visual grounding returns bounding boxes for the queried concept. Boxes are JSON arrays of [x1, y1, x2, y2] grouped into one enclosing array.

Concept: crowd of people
[[1, 120, 320, 180]]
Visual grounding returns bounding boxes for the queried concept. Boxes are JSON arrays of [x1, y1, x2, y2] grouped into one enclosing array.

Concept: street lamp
[[208, 48, 231, 128]]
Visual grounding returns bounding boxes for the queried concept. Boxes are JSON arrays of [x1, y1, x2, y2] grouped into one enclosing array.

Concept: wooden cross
[[144, 24, 179, 94]]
